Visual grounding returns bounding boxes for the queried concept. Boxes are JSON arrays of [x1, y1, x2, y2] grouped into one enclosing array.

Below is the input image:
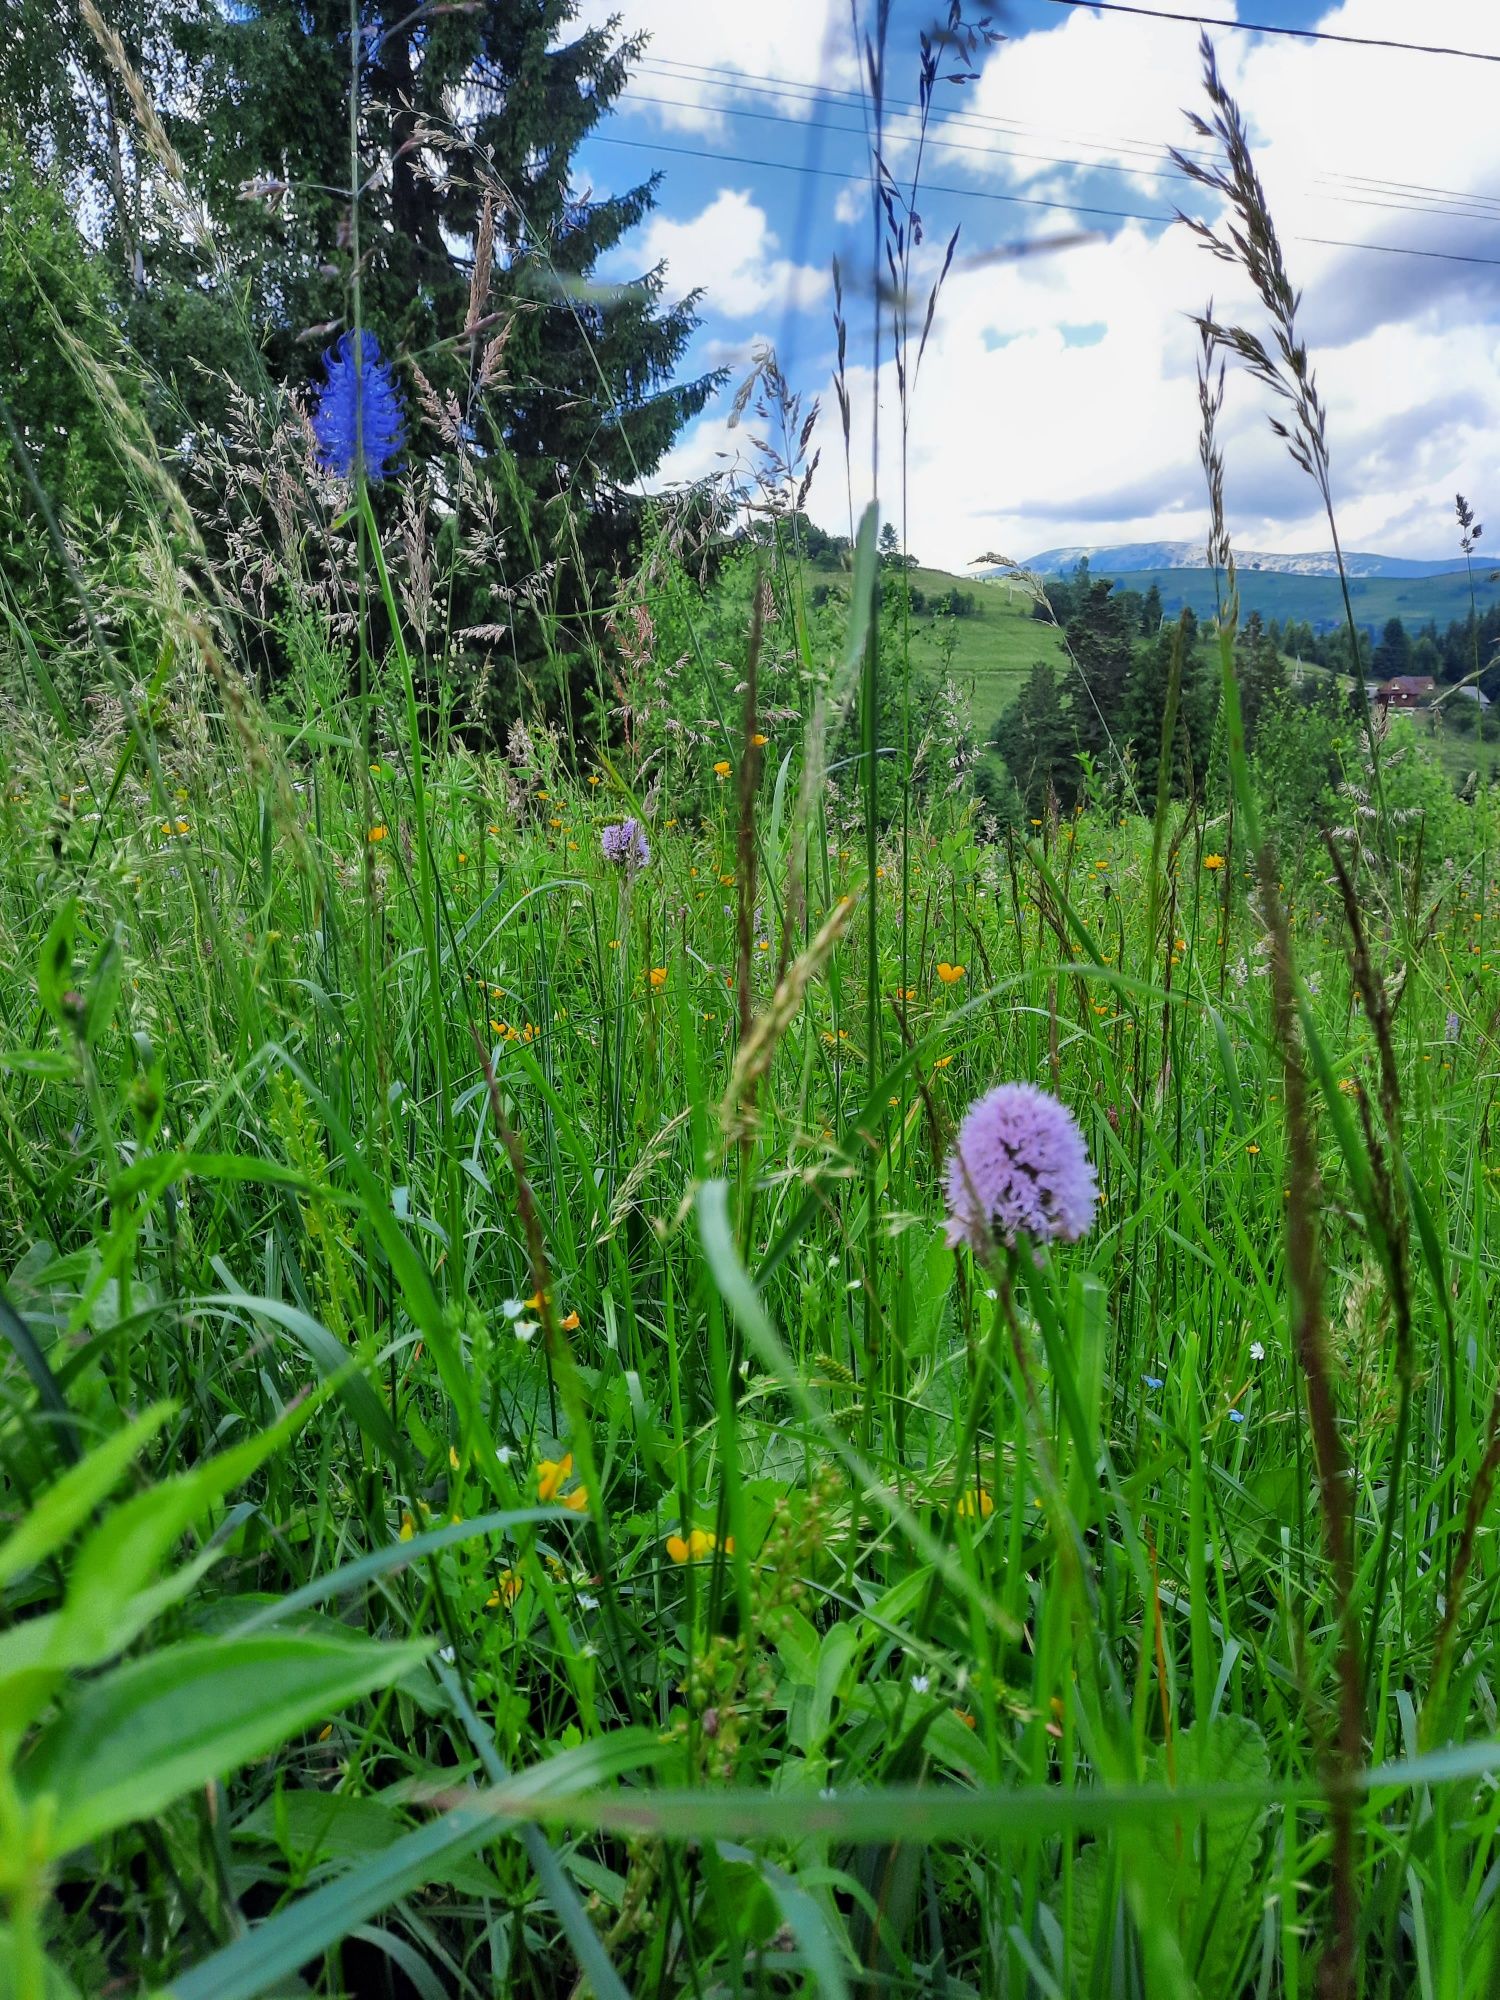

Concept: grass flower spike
[[944, 1082, 1097, 1252]]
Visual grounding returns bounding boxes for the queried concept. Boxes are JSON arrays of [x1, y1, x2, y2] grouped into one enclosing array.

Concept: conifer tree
[[6, 0, 722, 715]]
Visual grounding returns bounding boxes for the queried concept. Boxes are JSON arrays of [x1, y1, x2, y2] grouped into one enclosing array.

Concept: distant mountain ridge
[[1014, 542, 1470, 580]]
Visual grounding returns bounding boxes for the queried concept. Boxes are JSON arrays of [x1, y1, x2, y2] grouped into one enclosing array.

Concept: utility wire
[[1042, 0, 1500, 64], [619, 84, 1500, 230], [634, 55, 1500, 218], [591, 130, 1500, 268]]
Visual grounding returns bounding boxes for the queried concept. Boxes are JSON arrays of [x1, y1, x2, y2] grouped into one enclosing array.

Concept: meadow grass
[[4, 14, 1500, 2000], [2, 566, 1500, 1995]]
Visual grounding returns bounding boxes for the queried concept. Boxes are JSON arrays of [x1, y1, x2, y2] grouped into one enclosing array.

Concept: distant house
[[1374, 675, 1436, 709], [1453, 684, 1491, 707]]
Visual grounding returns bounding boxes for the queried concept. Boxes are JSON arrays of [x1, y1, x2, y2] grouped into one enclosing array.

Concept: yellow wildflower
[[713, 759, 731, 777], [666, 1527, 734, 1562], [537, 1453, 573, 1502], [649, 966, 668, 988], [1204, 853, 1225, 870], [936, 962, 965, 985], [956, 1488, 994, 1519]]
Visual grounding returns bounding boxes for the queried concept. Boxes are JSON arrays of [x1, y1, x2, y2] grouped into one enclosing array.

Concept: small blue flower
[[311, 330, 406, 483], [1142, 1375, 1164, 1391], [1228, 1408, 1245, 1424]]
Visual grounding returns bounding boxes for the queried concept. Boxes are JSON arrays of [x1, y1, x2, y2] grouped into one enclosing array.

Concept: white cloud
[[610, 0, 1500, 565], [569, 0, 854, 131], [637, 188, 830, 318]]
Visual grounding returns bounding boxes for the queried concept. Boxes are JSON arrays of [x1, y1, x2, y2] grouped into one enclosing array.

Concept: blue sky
[[571, 1, 1500, 570]]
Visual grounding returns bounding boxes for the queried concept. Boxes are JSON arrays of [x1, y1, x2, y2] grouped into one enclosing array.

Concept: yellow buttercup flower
[[560, 1309, 581, 1332], [537, 1453, 573, 1503], [666, 1527, 734, 1562], [649, 966, 668, 988], [1204, 853, 1225, 870], [368, 825, 388, 843], [752, 732, 768, 747], [713, 760, 731, 777], [486, 1570, 524, 1608], [956, 1488, 994, 1519], [936, 962, 965, 985]]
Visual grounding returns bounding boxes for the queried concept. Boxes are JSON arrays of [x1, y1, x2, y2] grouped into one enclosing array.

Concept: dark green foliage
[[1059, 577, 1136, 771], [991, 661, 1073, 812], [1120, 617, 1216, 800], [0, 140, 135, 518], [1372, 615, 1412, 679], [1233, 610, 1287, 749]]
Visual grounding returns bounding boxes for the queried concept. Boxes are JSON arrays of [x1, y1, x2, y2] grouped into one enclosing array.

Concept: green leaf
[[0, 1924, 82, 1999], [191, 1292, 400, 1463], [0, 1403, 171, 1587], [20, 1631, 431, 1856], [1141, 1715, 1270, 1993], [55, 1412, 304, 1668], [35, 900, 76, 1022], [81, 922, 125, 1046], [161, 1730, 665, 2000], [236, 1791, 497, 1896]]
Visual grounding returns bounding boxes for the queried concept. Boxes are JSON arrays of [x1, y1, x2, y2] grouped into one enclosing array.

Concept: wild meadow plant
[[2, 10, 1500, 2000]]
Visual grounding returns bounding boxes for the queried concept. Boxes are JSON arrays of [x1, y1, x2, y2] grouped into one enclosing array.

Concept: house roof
[[1377, 675, 1436, 696]]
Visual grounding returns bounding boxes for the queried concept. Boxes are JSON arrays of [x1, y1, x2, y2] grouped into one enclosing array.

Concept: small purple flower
[[601, 818, 650, 871], [943, 1082, 1097, 1253], [1446, 1010, 1461, 1044], [311, 330, 406, 483]]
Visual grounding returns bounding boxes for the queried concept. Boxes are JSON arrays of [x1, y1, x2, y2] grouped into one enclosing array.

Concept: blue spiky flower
[[311, 330, 406, 483]]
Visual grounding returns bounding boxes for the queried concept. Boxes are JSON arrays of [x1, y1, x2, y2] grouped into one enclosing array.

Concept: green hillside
[[847, 561, 1500, 789]]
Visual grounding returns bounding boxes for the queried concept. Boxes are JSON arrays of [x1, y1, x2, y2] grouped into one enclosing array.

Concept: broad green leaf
[[20, 1631, 431, 1855], [161, 1730, 665, 2000], [35, 900, 76, 1022], [236, 1791, 497, 1896], [81, 922, 125, 1046], [1141, 1715, 1270, 1993], [56, 1411, 304, 1665], [0, 1924, 81, 1999], [0, 1403, 171, 1587]]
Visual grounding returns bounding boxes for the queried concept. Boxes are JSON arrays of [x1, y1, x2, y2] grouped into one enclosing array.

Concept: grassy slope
[[862, 559, 1500, 785]]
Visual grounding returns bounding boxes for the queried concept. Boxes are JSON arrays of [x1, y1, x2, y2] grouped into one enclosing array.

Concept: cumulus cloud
[[636, 189, 830, 318], [600, 0, 1500, 564], [568, 0, 854, 131]]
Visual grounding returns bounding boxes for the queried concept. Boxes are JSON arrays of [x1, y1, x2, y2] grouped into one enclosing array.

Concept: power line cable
[[590, 130, 1500, 268], [634, 55, 1500, 218], [1042, 0, 1500, 63], [619, 84, 1500, 230]]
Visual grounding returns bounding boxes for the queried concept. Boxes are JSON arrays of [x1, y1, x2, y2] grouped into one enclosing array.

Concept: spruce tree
[[8, 0, 721, 720], [1058, 576, 1135, 773], [993, 662, 1073, 813]]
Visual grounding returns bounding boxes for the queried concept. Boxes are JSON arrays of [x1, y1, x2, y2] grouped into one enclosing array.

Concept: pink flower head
[[943, 1083, 1097, 1252], [601, 818, 650, 871]]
